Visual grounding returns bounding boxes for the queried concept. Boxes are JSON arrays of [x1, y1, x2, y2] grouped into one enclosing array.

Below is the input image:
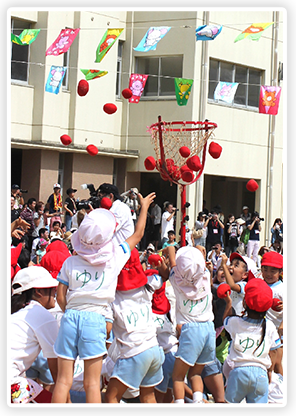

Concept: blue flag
[[45, 66, 66, 94], [134, 27, 171, 51], [195, 25, 222, 41], [214, 82, 239, 104]]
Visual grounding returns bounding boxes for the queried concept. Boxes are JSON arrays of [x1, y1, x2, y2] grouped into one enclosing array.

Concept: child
[[157, 245, 216, 403], [221, 252, 257, 316], [223, 278, 282, 403], [35, 238, 48, 264], [104, 249, 165, 403], [162, 230, 178, 249], [207, 242, 223, 275], [51, 192, 155, 403], [261, 251, 283, 375], [49, 221, 64, 241]]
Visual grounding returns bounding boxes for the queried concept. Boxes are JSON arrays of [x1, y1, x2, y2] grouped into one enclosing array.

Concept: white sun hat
[[12, 266, 58, 296]]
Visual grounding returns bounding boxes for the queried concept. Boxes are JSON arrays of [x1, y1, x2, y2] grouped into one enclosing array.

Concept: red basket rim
[[149, 120, 217, 132]]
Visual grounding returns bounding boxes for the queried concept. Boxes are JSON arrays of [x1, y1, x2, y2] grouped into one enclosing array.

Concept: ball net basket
[[148, 115, 217, 246]]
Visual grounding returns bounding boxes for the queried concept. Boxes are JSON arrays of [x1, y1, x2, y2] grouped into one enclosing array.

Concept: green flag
[[11, 29, 40, 45], [95, 28, 123, 63], [80, 69, 108, 81], [174, 78, 193, 106]]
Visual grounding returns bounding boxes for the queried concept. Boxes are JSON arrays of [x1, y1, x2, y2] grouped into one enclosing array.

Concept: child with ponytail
[[222, 278, 281, 403]]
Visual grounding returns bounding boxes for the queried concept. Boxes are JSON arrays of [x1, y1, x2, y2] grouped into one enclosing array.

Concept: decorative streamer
[[234, 23, 274, 42], [195, 25, 222, 41], [214, 82, 239, 104], [11, 29, 40, 45], [80, 69, 108, 80], [174, 78, 193, 106], [128, 74, 148, 103], [134, 27, 171, 51], [45, 66, 66, 94], [259, 86, 282, 115], [95, 28, 124, 63], [46, 28, 80, 56]]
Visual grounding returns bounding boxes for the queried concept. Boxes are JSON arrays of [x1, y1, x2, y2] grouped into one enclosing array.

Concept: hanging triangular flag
[[128, 74, 148, 103], [259, 86, 282, 115], [95, 29, 123, 63], [234, 23, 274, 42], [11, 29, 40, 45], [80, 69, 108, 81], [134, 27, 171, 52], [46, 28, 80, 56], [195, 25, 222, 41], [214, 82, 239, 104], [174, 78, 193, 106], [45, 66, 66, 94]]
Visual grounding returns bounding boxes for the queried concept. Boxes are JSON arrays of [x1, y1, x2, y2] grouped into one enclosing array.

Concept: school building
[[10, 9, 285, 245]]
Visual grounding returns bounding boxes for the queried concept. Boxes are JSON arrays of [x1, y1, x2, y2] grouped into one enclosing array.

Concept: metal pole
[[181, 185, 186, 246]]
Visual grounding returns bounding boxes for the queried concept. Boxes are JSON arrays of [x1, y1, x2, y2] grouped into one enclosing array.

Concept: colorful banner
[[11, 29, 40, 45], [234, 23, 274, 42], [128, 74, 148, 103], [134, 27, 171, 51], [174, 78, 193, 106], [95, 28, 123, 63], [214, 82, 239, 104], [80, 69, 108, 81], [45, 66, 66, 94], [259, 86, 282, 115], [195, 25, 222, 41], [46, 28, 80, 56]]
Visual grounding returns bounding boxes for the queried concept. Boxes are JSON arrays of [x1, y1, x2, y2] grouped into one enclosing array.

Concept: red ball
[[186, 155, 202, 172], [100, 197, 112, 210], [86, 144, 98, 156], [209, 142, 222, 159], [166, 158, 175, 167], [181, 169, 195, 183], [103, 103, 117, 115], [148, 254, 162, 265], [271, 298, 282, 311], [122, 88, 133, 99], [217, 283, 231, 299], [172, 167, 181, 181], [60, 134, 72, 145], [144, 156, 156, 171], [246, 179, 259, 192], [179, 146, 191, 158], [77, 79, 89, 96]]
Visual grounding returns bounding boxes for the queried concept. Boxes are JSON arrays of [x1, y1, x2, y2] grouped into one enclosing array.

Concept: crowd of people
[[10, 183, 284, 404]]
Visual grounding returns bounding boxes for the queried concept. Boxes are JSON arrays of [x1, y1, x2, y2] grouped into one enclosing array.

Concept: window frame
[[11, 18, 31, 84], [208, 58, 264, 111], [116, 40, 124, 98], [62, 50, 70, 90]]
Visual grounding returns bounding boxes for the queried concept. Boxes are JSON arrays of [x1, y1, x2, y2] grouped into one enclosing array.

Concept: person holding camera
[[64, 188, 77, 232], [160, 202, 177, 247], [246, 211, 262, 267], [205, 210, 224, 254]]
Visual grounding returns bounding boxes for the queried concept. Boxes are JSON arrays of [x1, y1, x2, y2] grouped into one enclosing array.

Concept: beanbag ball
[[122, 88, 133, 99], [209, 142, 222, 159], [217, 283, 231, 298], [86, 144, 98, 156], [271, 298, 282, 311], [181, 169, 195, 183], [148, 254, 162, 265], [103, 103, 117, 114], [60, 134, 72, 145], [77, 79, 89, 96], [246, 179, 259, 192], [186, 155, 202, 172], [179, 146, 191, 158], [144, 156, 156, 171], [100, 197, 112, 210]]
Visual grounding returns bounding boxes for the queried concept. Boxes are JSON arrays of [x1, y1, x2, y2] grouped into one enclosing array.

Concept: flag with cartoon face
[[134, 27, 171, 51], [95, 29, 123, 63], [45, 66, 66, 94], [214, 82, 239, 104], [128, 74, 148, 103], [11, 29, 40, 45], [234, 23, 274, 42], [46, 28, 80, 56], [259, 86, 282, 115], [174, 78, 193, 106], [195, 25, 222, 41]]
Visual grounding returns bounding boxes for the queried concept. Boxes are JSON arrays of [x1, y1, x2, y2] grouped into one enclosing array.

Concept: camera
[[259, 217, 264, 221], [78, 183, 102, 210], [20, 189, 28, 193]]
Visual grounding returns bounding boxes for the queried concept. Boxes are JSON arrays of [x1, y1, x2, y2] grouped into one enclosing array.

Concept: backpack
[[240, 228, 250, 245]]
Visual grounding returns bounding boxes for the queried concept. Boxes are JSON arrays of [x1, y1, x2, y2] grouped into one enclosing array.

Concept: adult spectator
[[11, 184, 25, 211], [121, 188, 140, 226], [271, 218, 283, 246], [11, 196, 20, 223], [160, 202, 176, 247], [150, 201, 162, 250], [224, 214, 241, 256], [46, 184, 63, 231], [20, 197, 36, 252], [64, 187, 77, 231], [240, 205, 251, 224], [205, 210, 224, 254], [246, 211, 262, 267], [193, 211, 207, 247]]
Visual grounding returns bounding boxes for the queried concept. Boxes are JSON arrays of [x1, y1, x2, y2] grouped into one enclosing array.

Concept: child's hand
[[206, 261, 213, 274], [138, 192, 156, 209], [221, 253, 228, 266]]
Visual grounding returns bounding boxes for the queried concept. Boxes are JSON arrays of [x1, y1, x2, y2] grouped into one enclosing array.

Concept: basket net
[[148, 119, 217, 185]]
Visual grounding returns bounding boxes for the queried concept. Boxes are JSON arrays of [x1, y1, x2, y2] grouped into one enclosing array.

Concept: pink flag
[[46, 28, 80, 56], [259, 85, 282, 115], [128, 74, 148, 103]]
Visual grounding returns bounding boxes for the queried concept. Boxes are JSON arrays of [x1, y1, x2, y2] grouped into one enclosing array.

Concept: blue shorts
[[175, 321, 216, 366], [225, 366, 269, 403], [201, 356, 223, 379], [54, 309, 107, 360], [154, 350, 176, 393], [26, 350, 54, 385], [111, 345, 165, 390]]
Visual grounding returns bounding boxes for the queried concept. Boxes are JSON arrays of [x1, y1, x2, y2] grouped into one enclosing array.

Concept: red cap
[[40, 250, 70, 279], [151, 279, 170, 315], [217, 283, 231, 299], [244, 278, 273, 312], [117, 248, 147, 291], [147, 254, 162, 266], [261, 251, 283, 269]]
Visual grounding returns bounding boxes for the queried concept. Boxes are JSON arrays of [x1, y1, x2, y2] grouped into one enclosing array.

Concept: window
[[136, 56, 183, 98], [208, 59, 263, 109], [62, 50, 69, 89], [11, 19, 30, 82], [116, 41, 123, 97]]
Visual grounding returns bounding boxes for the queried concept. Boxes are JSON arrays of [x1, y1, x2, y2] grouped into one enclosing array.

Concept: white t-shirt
[[268, 372, 284, 403], [230, 281, 247, 316], [10, 301, 59, 383], [110, 199, 134, 245], [111, 273, 163, 359], [266, 280, 283, 329], [31, 237, 40, 260], [224, 315, 281, 371], [161, 211, 174, 240], [58, 242, 131, 314], [169, 269, 214, 324], [151, 204, 162, 225], [152, 312, 178, 354]]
